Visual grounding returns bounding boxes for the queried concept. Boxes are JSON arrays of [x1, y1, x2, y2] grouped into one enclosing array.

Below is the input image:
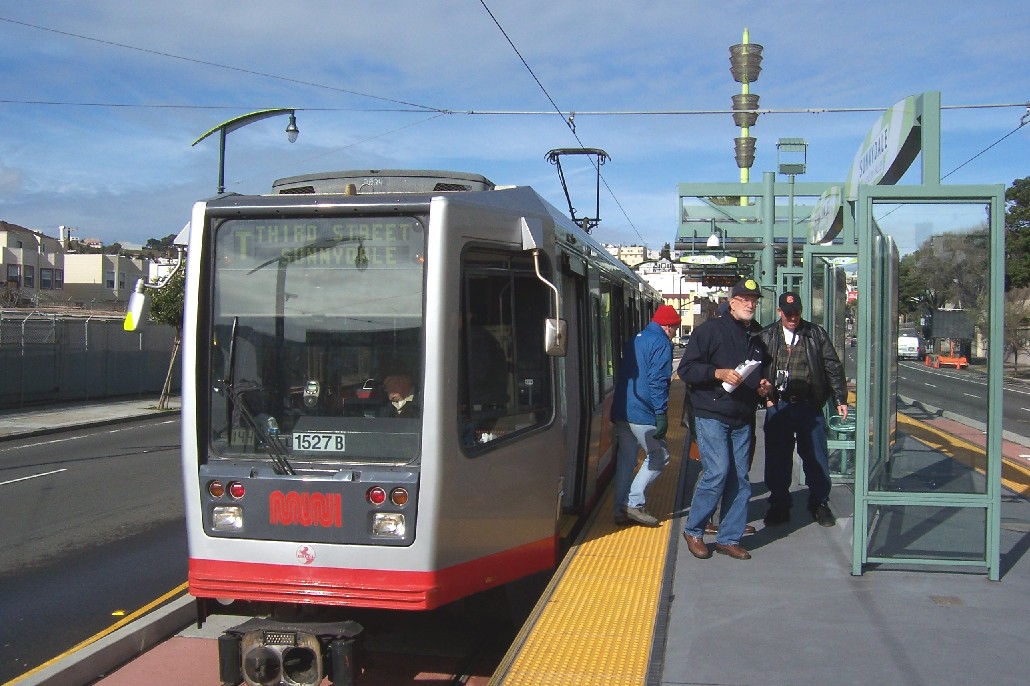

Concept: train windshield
[[207, 215, 425, 464]]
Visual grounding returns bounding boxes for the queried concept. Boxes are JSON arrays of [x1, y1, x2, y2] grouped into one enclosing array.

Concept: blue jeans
[[763, 400, 831, 510], [614, 421, 670, 514], [684, 416, 753, 545]]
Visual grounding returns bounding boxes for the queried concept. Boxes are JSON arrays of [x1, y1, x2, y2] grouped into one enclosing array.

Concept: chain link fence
[[0, 310, 180, 408]]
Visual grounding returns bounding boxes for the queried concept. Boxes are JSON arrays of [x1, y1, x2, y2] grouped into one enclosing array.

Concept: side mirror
[[124, 280, 151, 331], [545, 318, 567, 357]]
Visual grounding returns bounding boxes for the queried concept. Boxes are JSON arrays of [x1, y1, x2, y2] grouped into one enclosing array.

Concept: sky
[[1, 1, 1028, 252]]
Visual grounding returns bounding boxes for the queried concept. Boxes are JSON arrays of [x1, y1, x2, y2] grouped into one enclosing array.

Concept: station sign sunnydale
[[809, 94, 922, 243], [679, 254, 738, 265]]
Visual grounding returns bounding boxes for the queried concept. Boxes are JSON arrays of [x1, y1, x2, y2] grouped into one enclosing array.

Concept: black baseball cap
[[778, 291, 802, 314], [730, 278, 762, 298]]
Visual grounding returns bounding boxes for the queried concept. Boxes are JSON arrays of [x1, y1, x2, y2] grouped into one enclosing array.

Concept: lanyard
[[783, 328, 799, 364]]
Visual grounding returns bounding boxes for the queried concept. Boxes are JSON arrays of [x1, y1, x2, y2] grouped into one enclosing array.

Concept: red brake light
[[367, 486, 387, 505], [208, 480, 225, 498], [228, 481, 245, 499]]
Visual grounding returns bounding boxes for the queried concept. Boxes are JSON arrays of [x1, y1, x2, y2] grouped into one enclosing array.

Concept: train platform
[[491, 379, 1030, 686]]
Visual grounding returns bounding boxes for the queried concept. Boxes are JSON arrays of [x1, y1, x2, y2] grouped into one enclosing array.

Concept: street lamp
[[777, 137, 807, 268], [193, 108, 299, 194], [729, 29, 763, 205], [706, 224, 725, 249]]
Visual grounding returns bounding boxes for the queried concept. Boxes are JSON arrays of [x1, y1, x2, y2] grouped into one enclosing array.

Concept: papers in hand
[[722, 359, 761, 392]]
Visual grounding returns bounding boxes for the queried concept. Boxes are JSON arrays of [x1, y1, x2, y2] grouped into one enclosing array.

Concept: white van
[[898, 335, 923, 361]]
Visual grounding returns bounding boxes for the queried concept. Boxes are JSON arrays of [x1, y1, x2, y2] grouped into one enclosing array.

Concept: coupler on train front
[[217, 617, 364, 686]]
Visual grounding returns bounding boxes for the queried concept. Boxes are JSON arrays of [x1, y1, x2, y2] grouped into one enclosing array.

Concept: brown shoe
[[705, 523, 757, 535], [714, 543, 752, 560], [683, 532, 712, 559]]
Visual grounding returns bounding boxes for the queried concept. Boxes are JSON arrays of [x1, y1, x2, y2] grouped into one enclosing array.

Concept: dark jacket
[[758, 318, 847, 408], [677, 314, 766, 427]]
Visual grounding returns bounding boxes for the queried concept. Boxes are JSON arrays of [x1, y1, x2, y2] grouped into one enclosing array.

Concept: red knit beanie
[[652, 305, 681, 326]]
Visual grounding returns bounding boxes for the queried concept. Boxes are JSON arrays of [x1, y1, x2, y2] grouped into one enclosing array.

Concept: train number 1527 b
[[293, 432, 346, 452]]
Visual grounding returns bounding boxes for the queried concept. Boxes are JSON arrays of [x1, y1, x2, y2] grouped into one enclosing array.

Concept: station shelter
[[676, 91, 1005, 579]]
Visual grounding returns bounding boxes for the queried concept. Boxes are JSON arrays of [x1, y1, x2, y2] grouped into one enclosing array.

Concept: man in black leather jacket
[[758, 292, 848, 528]]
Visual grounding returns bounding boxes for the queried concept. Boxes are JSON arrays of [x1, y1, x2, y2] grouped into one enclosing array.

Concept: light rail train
[[165, 169, 661, 685]]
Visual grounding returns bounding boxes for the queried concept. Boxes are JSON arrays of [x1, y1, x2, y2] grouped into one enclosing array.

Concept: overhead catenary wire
[[4, 13, 1027, 247], [477, 0, 648, 247]]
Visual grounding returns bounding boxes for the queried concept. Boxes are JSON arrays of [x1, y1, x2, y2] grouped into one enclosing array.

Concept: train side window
[[460, 249, 554, 450]]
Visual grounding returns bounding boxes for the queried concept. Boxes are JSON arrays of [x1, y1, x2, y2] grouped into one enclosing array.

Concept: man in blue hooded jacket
[[611, 304, 682, 527]]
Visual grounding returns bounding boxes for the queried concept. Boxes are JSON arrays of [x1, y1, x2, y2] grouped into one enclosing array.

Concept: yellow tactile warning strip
[[489, 383, 685, 686]]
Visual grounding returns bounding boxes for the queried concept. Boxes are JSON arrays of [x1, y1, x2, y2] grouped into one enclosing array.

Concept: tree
[[145, 234, 178, 254], [1005, 176, 1030, 289], [1004, 287, 1030, 373], [660, 242, 671, 261], [900, 227, 990, 343], [147, 268, 185, 410]]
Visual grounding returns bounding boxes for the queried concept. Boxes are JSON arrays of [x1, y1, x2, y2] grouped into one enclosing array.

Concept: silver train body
[[179, 170, 660, 683]]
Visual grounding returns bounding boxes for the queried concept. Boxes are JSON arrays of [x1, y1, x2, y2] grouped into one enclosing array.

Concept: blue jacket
[[611, 321, 672, 425], [677, 314, 766, 427]]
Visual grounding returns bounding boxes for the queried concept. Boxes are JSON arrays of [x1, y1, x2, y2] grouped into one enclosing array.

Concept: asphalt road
[[897, 360, 1030, 439], [0, 416, 186, 684]]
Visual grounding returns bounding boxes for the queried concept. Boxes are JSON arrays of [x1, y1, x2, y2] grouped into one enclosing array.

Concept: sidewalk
[[0, 396, 180, 441]]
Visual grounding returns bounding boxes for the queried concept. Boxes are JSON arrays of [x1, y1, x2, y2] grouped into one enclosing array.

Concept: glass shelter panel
[[854, 189, 1002, 580], [867, 505, 986, 562], [809, 252, 857, 479], [870, 202, 990, 496]]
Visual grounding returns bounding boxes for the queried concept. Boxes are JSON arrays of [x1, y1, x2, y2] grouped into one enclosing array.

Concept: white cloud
[[0, 1, 1026, 249]]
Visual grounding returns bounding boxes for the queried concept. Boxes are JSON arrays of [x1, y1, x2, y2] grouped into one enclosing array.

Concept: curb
[[14, 594, 195, 686], [897, 394, 1030, 449]]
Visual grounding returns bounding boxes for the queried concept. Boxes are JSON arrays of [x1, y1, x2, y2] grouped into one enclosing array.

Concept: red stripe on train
[[189, 536, 557, 611]]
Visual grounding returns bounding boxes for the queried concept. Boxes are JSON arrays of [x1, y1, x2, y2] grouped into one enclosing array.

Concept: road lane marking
[[924, 383, 937, 388], [0, 468, 67, 486], [963, 393, 981, 398]]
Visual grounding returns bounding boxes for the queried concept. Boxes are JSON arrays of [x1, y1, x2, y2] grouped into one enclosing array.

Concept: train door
[[559, 252, 592, 514]]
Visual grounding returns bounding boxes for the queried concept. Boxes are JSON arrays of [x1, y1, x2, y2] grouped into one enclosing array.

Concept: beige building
[[603, 244, 647, 268], [62, 253, 149, 308], [0, 221, 65, 306]]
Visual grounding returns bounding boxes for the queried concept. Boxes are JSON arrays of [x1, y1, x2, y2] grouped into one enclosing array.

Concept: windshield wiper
[[222, 316, 295, 475]]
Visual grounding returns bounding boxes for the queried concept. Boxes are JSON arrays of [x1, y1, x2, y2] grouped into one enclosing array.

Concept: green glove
[[653, 413, 668, 440]]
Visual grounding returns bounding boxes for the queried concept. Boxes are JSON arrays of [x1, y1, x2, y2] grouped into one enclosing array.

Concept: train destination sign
[[220, 217, 423, 268]]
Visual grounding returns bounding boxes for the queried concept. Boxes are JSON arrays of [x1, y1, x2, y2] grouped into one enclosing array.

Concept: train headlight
[[372, 513, 405, 537], [213, 506, 244, 531]]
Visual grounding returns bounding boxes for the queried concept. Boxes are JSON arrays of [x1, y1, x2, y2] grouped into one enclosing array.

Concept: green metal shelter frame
[[852, 184, 1005, 579]]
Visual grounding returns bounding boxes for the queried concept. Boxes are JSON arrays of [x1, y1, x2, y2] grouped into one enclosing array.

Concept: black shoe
[[810, 503, 836, 527], [764, 506, 791, 526]]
